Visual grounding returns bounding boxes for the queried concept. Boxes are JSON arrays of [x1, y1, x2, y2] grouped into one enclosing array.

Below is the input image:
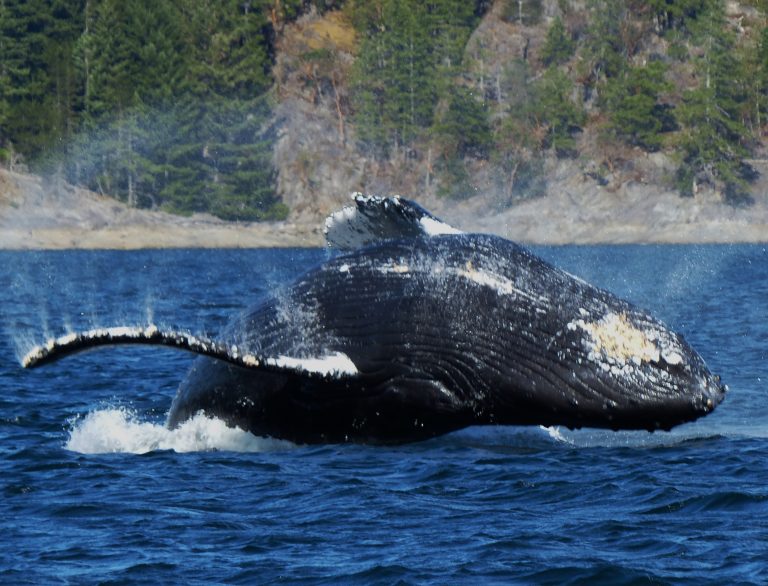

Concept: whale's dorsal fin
[[21, 326, 358, 379], [324, 193, 462, 251]]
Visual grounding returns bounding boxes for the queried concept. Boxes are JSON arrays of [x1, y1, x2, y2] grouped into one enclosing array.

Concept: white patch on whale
[[22, 324, 162, 368], [378, 262, 410, 274], [449, 261, 543, 302], [419, 216, 463, 236], [569, 312, 661, 365], [265, 352, 358, 376]]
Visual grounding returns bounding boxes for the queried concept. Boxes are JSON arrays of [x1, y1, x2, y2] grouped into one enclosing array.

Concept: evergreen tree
[[501, 0, 544, 25], [647, 0, 711, 31], [350, 0, 479, 157], [754, 20, 768, 130], [425, 0, 477, 72], [492, 58, 547, 204], [529, 67, 585, 157], [162, 0, 284, 220], [604, 61, 674, 150], [434, 86, 492, 160], [351, 0, 436, 155], [70, 0, 188, 207], [84, 0, 186, 118], [676, 5, 754, 204], [66, 0, 285, 221], [540, 16, 574, 66], [0, 0, 83, 165], [582, 0, 631, 89]]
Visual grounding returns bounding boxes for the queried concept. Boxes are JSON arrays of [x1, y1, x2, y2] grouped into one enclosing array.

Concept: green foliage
[[432, 85, 492, 199], [0, 0, 83, 161], [434, 86, 492, 160], [350, 0, 479, 156], [604, 61, 674, 150], [491, 59, 547, 203], [582, 0, 630, 85], [675, 4, 754, 204], [3, 0, 768, 215], [64, 0, 284, 221], [500, 0, 544, 25], [83, 0, 187, 119], [351, 0, 435, 153], [529, 67, 585, 157], [756, 23, 768, 128], [0, 0, 286, 222], [436, 155, 473, 199], [540, 17, 574, 66], [647, 0, 712, 31]]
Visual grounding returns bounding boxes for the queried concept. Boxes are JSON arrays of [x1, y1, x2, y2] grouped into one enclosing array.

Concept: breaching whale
[[22, 195, 726, 444]]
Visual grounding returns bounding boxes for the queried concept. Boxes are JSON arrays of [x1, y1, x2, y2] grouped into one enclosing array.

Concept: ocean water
[[1, 244, 766, 585]]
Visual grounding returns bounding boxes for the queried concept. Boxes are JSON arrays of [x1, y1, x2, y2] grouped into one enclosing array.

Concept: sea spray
[[65, 407, 296, 454]]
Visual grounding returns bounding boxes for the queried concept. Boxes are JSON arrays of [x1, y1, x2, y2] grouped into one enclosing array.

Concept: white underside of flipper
[[21, 325, 358, 380]]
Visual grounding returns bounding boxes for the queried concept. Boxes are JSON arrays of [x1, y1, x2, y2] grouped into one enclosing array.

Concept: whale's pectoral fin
[[324, 193, 461, 250], [20, 326, 359, 380]]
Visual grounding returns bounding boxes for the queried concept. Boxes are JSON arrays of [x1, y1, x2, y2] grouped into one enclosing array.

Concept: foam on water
[[65, 408, 296, 454], [537, 424, 754, 448]]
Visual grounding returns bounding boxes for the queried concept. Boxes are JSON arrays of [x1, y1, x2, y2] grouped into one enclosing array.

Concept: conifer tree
[[71, 0, 187, 207], [435, 86, 492, 160], [352, 0, 434, 155], [0, 0, 82, 165], [67, 0, 285, 220], [755, 22, 768, 130], [501, 0, 543, 25], [493, 59, 547, 204], [582, 0, 631, 89], [162, 0, 285, 220], [529, 67, 585, 157], [647, 0, 710, 31], [540, 16, 574, 66], [604, 61, 674, 151], [433, 85, 492, 199], [676, 4, 754, 204], [351, 0, 479, 157]]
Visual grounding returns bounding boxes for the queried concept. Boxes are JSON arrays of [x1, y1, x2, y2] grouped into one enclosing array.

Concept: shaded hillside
[[273, 0, 768, 222], [2, 0, 768, 230]]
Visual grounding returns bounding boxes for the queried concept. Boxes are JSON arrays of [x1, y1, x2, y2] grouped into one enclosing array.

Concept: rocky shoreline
[[1, 168, 767, 250]]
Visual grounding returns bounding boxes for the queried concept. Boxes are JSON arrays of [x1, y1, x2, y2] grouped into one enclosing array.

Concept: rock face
[[268, 7, 768, 245], [3, 6, 768, 248], [0, 169, 321, 249]]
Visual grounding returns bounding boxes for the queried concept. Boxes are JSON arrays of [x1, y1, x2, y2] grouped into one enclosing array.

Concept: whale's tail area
[[20, 326, 358, 379]]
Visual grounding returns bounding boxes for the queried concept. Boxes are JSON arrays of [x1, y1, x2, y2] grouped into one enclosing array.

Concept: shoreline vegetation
[[2, 168, 767, 250], [3, 2, 768, 248]]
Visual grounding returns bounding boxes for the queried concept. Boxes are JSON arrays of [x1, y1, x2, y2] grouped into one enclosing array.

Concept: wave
[[537, 423, 766, 448], [65, 407, 296, 455], [63, 408, 764, 456]]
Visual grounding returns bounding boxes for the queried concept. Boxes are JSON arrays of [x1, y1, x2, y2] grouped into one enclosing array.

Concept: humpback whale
[[22, 195, 726, 444]]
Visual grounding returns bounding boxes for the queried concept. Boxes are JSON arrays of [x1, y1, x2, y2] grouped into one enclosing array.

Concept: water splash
[[538, 425, 738, 448], [65, 408, 296, 454]]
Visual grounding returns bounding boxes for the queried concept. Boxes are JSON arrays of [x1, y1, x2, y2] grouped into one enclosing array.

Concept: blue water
[[1, 245, 767, 584]]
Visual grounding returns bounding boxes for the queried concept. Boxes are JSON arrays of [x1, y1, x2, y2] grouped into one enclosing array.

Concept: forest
[[1, 0, 768, 220]]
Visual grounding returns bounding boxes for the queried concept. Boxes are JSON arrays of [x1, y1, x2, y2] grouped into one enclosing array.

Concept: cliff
[[268, 4, 768, 244], [2, 2, 768, 249]]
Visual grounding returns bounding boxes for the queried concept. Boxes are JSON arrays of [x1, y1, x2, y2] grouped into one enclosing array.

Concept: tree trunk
[[331, 73, 345, 145], [425, 146, 432, 193]]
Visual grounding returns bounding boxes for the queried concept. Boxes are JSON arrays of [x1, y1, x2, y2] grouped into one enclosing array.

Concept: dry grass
[[305, 11, 356, 54]]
